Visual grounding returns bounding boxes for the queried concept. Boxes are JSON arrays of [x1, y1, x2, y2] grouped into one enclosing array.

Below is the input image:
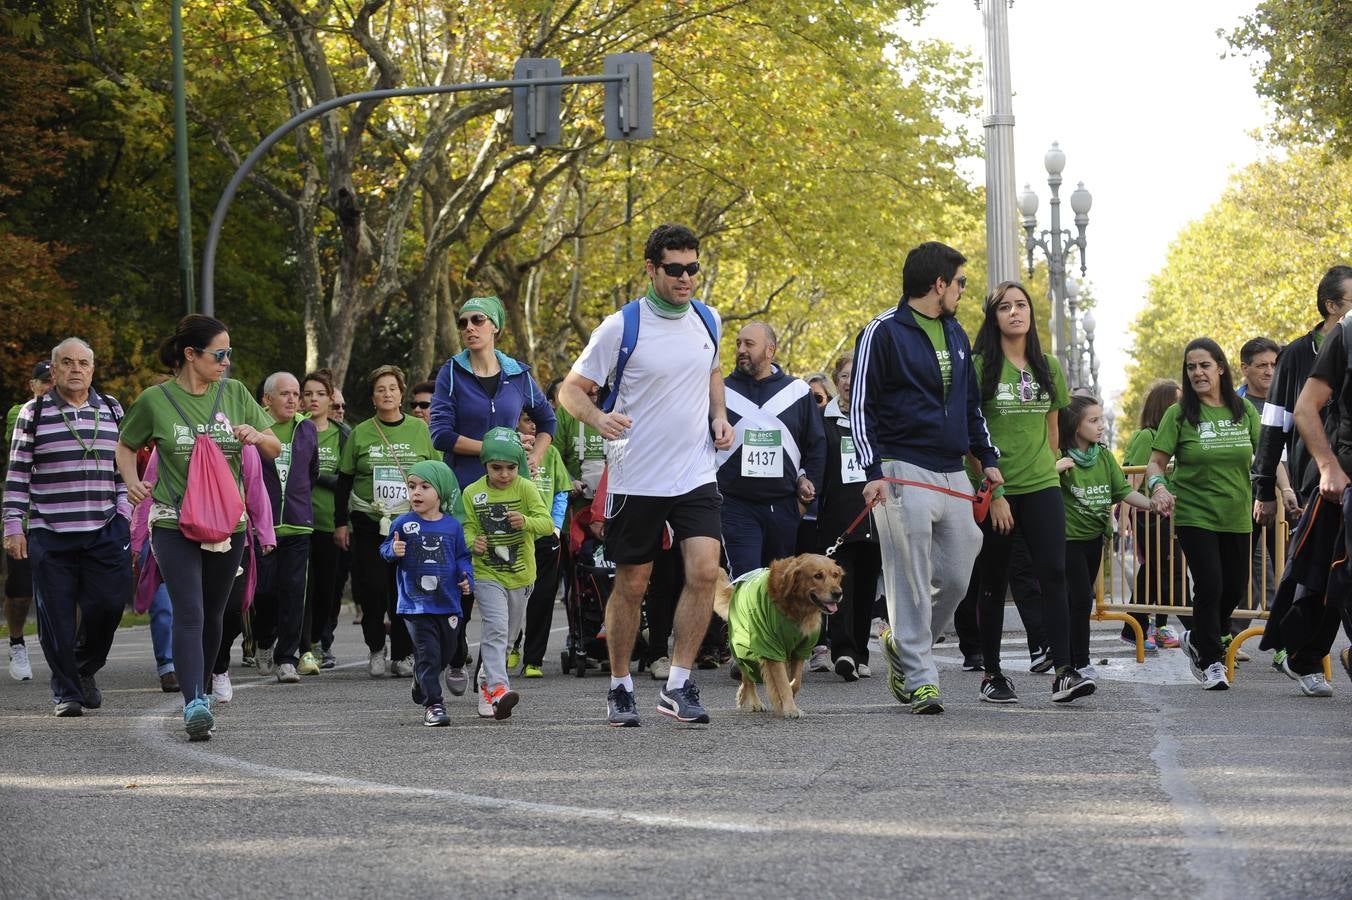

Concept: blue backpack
[[600, 298, 720, 414]]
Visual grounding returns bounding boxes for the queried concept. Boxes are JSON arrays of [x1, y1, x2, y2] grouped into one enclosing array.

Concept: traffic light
[[512, 58, 561, 147], [604, 53, 652, 141]]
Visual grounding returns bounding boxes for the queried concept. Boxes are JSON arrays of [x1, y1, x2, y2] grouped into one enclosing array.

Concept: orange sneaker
[[489, 684, 519, 720]]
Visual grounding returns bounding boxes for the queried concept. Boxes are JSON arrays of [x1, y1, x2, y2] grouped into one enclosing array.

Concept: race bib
[[276, 444, 292, 492], [840, 436, 865, 484], [372, 465, 408, 510], [742, 428, 783, 478]]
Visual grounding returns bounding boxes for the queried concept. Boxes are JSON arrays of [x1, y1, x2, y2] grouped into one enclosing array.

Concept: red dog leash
[[824, 477, 994, 557]]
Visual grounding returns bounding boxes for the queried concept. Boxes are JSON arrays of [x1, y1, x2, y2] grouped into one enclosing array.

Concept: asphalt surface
[[2, 606, 1350, 900]]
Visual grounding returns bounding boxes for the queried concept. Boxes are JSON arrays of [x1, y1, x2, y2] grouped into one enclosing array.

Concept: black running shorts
[[603, 482, 722, 565]]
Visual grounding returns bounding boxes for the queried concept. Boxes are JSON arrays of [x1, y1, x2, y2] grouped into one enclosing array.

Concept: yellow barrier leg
[[1324, 655, 1333, 682], [1094, 611, 1146, 663], [1226, 625, 1264, 682]]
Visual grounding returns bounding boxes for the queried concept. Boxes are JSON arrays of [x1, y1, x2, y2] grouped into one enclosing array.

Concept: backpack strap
[[23, 392, 46, 439], [157, 381, 226, 431], [600, 298, 720, 414]]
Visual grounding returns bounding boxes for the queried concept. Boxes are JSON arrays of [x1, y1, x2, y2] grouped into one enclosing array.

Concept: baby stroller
[[560, 473, 646, 676]]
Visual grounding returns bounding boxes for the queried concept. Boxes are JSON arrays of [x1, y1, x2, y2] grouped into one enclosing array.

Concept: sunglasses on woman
[[410, 401, 432, 410], [658, 261, 700, 278], [457, 313, 491, 330], [193, 347, 233, 363]]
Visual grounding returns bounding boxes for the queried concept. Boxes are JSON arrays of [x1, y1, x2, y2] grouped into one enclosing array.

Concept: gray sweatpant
[[476, 579, 531, 691], [873, 460, 982, 689]]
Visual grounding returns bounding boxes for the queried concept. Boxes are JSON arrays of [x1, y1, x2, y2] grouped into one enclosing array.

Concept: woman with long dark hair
[[116, 315, 280, 741], [968, 281, 1092, 704], [1147, 338, 1259, 690]]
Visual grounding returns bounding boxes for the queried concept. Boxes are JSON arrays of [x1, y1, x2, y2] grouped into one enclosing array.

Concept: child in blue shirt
[[380, 460, 473, 727]]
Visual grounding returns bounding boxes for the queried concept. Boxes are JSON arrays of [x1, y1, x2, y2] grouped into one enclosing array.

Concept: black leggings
[[1176, 527, 1249, 668], [305, 530, 338, 649], [829, 541, 882, 666], [350, 513, 411, 660], [521, 535, 563, 667], [152, 528, 245, 704], [1064, 537, 1103, 670], [976, 487, 1070, 673]]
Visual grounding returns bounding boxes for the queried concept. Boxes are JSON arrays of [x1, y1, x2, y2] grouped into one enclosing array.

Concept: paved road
[[2, 609, 1350, 899]]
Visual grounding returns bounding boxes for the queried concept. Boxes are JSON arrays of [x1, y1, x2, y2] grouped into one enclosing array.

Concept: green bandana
[[408, 459, 460, 514], [479, 426, 529, 471], [645, 285, 688, 320], [1068, 444, 1101, 468]]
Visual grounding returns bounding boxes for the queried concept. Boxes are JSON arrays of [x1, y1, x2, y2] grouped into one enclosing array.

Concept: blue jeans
[[150, 582, 174, 675]]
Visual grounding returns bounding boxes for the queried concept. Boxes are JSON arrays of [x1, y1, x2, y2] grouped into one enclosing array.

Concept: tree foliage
[[1120, 149, 1352, 446], [1226, 0, 1352, 156]]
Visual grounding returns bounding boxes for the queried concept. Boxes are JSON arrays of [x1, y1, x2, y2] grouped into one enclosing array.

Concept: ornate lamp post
[[1019, 142, 1091, 384]]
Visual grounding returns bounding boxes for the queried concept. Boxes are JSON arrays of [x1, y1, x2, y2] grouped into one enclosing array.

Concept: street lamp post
[[1082, 309, 1099, 397], [1019, 142, 1091, 386]]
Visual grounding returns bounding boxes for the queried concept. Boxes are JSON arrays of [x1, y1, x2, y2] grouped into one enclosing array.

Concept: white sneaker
[[212, 671, 233, 704], [808, 644, 831, 672], [649, 656, 671, 680], [1079, 664, 1099, 681], [8, 643, 32, 681], [477, 685, 494, 718], [1297, 672, 1333, 697], [856, 663, 871, 678], [1202, 662, 1230, 690], [392, 656, 415, 678], [276, 662, 300, 684], [368, 650, 386, 677], [256, 647, 275, 677]]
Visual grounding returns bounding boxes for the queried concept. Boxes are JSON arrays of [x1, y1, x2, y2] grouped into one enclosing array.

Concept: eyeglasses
[[410, 401, 431, 410], [457, 313, 490, 330], [193, 347, 233, 363], [1018, 369, 1034, 403], [658, 261, 700, 278]]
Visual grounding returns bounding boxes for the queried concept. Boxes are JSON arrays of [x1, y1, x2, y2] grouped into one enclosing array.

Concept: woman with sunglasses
[[429, 296, 557, 490], [409, 380, 435, 426], [968, 281, 1093, 704], [116, 315, 280, 740], [334, 365, 438, 678]]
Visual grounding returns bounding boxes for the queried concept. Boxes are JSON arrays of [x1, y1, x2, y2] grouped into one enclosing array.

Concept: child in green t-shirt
[[1056, 394, 1153, 677], [458, 427, 553, 719]]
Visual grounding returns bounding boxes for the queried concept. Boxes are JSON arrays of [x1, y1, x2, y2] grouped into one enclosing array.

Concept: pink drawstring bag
[[158, 384, 244, 544]]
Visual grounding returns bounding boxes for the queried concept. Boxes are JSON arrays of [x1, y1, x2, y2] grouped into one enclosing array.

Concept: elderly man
[[251, 371, 319, 682], [3, 339, 130, 716], [4, 360, 54, 682]]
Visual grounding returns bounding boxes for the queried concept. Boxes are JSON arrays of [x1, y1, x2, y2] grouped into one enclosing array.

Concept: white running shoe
[[1079, 664, 1099, 681], [649, 656, 671, 680], [368, 650, 386, 677], [256, 647, 275, 677], [276, 662, 300, 683], [212, 671, 233, 704], [808, 644, 831, 672], [857, 663, 871, 678], [391, 656, 415, 678], [1202, 662, 1230, 690], [1297, 672, 1333, 698], [477, 685, 494, 718], [9, 643, 32, 681]]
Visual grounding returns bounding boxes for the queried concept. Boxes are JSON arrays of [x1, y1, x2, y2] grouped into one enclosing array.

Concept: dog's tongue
[[820, 600, 839, 615]]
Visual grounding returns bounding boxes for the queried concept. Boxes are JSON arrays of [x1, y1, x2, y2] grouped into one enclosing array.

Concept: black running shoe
[[980, 673, 1018, 703], [657, 680, 710, 723], [1180, 629, 1204, 683], [80, 674, 102, 709], [1028, 648, 1054, 673], [1051, 667, 1096, 703], [607, 685, 641, 727], [962, 653, 984, 672], [835, 655, 858, 682]]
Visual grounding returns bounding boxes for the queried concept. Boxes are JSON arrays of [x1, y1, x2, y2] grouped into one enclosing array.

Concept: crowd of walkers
[[3, 227, 1350, 738]]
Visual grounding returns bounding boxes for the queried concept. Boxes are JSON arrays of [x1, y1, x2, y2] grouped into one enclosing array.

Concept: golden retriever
[[713, 554, 844, 719]]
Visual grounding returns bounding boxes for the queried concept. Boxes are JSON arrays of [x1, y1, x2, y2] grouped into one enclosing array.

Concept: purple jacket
[[260, 415, 319, 531]]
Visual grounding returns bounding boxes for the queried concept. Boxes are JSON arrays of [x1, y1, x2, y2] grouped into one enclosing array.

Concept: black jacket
[[1252, 324, 1335, 501], [817, 399, 876, 549], [717, 365, 826, 503]]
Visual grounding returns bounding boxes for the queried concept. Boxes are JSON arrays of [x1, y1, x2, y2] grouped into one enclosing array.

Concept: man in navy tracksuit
[[851, 242, 1003, 714], [716, 322, 827, 580]]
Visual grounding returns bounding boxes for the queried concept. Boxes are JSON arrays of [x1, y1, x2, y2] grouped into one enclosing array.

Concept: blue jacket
[[717, 366, 827, 503], [429, 350, 557, 489], [850, 301, 998, 479]]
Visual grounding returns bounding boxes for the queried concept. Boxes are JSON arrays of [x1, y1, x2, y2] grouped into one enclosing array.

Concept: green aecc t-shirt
[[1151, 401, 1259, 533], [338, 415, 437, 517], [1122, 427, 1155, 468], [118, 378, 273, 531], [912, 310, 951, 397], [973, 354, 1068, 495], [1060, 449, 1133, 541]]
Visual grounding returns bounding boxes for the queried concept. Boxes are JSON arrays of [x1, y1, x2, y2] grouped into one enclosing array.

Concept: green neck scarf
[[1068, 444, 1101, 468], [645, 285, 688, 319]]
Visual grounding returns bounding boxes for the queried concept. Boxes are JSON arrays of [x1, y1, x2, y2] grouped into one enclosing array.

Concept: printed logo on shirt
[[369, 443, 413, 459], [402, 520, 421, 534], [1198, 418, 1251, 450], [174, 424, 194, 447], [992, 377, 1048, 416], [473, 491, 488, 505]]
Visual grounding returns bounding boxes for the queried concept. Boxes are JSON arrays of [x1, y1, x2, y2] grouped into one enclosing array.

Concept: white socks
[[666, 665, 692, 691], [610, 674, 634, 692]]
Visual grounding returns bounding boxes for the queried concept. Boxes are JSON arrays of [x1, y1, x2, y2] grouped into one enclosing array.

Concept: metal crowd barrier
[[1092, 465, 1331, 681]]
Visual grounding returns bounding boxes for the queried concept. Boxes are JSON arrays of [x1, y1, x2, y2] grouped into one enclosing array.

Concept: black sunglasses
[[658, 261, 700, 278], [193, 347, 233, 363], [410, 401, 431, 410], [457, 313, 491, 330]]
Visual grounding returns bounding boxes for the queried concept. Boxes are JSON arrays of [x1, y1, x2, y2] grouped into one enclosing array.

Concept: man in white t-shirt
[[560, 223, 734, 727]]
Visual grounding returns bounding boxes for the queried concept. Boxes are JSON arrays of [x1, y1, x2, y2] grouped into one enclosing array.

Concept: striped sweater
[[3, 389, 130, 536]]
